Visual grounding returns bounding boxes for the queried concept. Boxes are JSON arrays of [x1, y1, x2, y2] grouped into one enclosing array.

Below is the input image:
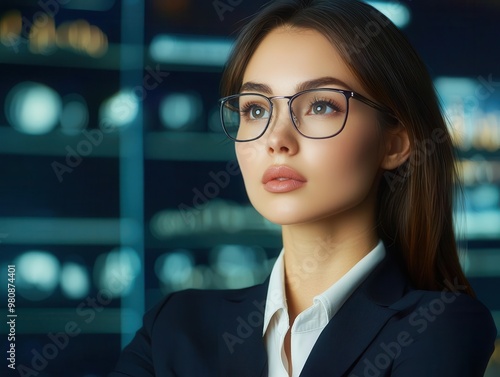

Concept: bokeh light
[[365, 1, 411, 28], [5, 82, 62, 135], [0, 10, 22, 48], [60, 262, 90, 300], [150, 35, 232, 67], [99, 90, 139, 129], [56, 19, 108, 57], [210, 245, 267, 289], [29, 16, 57, 55], [208, 105, 223, 133], [94, 247, 141, 298], [14, 250, 60, 301], [60, 94, 89, 135], [155, 250, 197, 290], [159, 92, 202, 130]]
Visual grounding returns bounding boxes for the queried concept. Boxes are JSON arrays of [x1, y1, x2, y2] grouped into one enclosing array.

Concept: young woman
[[110, 1, 496, 376]]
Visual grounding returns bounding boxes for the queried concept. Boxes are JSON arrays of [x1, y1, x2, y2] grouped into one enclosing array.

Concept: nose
[[264, 98, 299, 155]]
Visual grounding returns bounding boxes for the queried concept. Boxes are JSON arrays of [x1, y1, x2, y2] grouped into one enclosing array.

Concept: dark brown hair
[[221, 0, 473, 296]]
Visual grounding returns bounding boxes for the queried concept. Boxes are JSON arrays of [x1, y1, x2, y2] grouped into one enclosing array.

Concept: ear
[[380, 125, 411, 170]]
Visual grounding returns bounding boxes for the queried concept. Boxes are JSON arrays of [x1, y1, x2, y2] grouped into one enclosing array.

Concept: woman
[[110, 1, 496, 376]]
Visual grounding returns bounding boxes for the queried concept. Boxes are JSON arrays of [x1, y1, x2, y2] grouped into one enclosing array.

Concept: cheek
[[235, 142, 260, 183], [235, 143, 265, 209], [312, 126, 382, 191], [236, 143, 253, 168], [346, 131, 381, 171]]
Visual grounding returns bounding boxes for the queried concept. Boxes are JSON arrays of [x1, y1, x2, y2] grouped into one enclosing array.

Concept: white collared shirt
[[262, 240, 386, 377]]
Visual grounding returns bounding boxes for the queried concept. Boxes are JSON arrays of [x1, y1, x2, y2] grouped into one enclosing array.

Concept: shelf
[[457, 148, 500, 160], [0, 128, 235, 161], [0, 43, 122, 71], [0, 127, 118, 157]]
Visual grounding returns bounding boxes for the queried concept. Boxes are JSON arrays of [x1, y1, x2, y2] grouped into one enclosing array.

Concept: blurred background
[[0, 0, 498, 376]]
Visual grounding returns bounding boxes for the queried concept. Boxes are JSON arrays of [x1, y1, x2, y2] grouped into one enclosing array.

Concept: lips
[[261, 165, 307, 193]]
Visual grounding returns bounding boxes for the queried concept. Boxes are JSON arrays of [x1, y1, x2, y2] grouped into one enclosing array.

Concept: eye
[[241, 104, 270, 120], [309, 100, 338, 115], [250, 106, 268, 119]]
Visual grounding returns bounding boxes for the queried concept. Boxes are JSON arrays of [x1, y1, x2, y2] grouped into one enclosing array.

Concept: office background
[[0, 0, 499, 375]]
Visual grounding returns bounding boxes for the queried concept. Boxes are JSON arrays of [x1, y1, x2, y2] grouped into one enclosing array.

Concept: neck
[[281, 209, 379, 320]]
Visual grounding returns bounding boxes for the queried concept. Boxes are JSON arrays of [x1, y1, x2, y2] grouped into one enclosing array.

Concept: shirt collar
[[262, 240, 386, 336], [314, 240, 386, 321], [262, 250, 287, 336]]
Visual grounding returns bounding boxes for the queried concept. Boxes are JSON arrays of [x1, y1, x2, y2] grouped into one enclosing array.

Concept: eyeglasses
[[218, 88, 393, 142]]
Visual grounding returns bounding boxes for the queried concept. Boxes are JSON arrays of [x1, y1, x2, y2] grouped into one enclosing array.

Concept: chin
[[249, 197, 301, 225], [250, 193, 370, 228], [252, 201, 332, 226]]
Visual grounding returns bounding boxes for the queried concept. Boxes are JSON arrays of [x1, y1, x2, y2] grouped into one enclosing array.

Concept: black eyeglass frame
[[218, 88, 394, 142]]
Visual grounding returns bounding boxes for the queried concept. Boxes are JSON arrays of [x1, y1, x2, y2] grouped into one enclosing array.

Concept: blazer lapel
[[300, 253, 410, 376], [218, 280, 269, 377]]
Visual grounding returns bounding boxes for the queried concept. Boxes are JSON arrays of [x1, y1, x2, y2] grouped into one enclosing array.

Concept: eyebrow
[[239, 76, 351, 94]]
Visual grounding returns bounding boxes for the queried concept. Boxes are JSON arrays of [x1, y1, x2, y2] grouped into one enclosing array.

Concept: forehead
[[242, 26, 360, 93]]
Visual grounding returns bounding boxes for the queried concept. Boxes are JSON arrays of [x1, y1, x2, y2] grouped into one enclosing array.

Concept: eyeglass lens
[[221, 90, 348, 141]]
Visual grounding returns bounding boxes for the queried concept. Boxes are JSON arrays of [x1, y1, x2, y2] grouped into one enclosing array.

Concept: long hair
[[220, 0, 473, 296]]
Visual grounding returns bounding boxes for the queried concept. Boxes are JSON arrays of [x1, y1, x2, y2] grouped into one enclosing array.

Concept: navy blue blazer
[[109, 253, 496, 377]]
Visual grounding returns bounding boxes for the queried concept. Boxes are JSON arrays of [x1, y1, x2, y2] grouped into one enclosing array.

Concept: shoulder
[[368, 251, 496, 349], [109, 286, 265, 376], [387, 286, 497, 346], [380, 288, 497, 376], [394, 283, 491, 311], [392, 287, 496, 335], [143, 284, 265, 330]]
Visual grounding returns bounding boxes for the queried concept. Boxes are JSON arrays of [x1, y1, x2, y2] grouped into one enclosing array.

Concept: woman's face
[[235, 26, 386, 226]]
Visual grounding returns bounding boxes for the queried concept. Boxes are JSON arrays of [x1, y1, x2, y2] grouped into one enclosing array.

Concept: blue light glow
[[159, 92, 202, 130], [365, 1, 411, 28], [60, 94, 89, 135], [14, 250, 60, 301], [155, 250, 194, 287], [210, 245, 267, 289], [94, 247, 141, 298], [5, 82, 62, 135], [99, 90, 139, 128], [150, 35, 233, 67], [60, 262, 90, 300]]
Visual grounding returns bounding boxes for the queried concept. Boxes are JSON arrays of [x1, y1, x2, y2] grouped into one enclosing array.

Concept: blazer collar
[[300, 251, 411, 376], [218, 280, 270, 377], [218, 251, 410, 377]]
